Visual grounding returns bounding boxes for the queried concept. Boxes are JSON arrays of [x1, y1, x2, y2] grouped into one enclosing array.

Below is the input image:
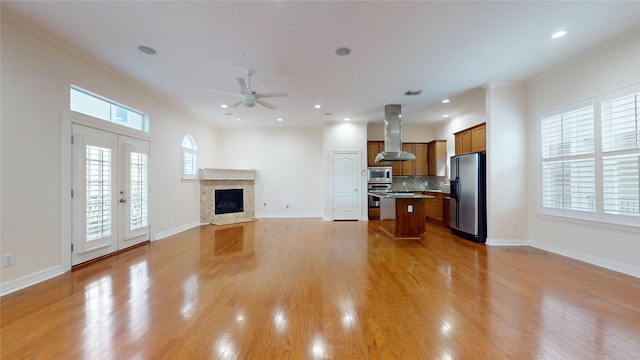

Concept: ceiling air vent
[[404, 90, 423, 96]]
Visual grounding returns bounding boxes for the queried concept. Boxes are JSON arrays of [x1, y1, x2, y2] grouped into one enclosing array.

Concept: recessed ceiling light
[[551, 30, 567, 39], [443, 114, 449, 118], [236, 118, 242, 122], [336, 47, 351, 56], [221, 104, 228, 109], [442, 99, 450, 104], [277, 118, 283, 122], [314, 104, 322, 109], [344, 118, 350, 121], [138, 45, 156, 55]]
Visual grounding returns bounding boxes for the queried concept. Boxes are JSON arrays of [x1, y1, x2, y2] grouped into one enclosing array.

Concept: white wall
[[0, 16, 217, 291], [217, 126, 324, 218], [484, 84, 528, 244], [432, 87, 487, 163], [323, 121, 368, 221], [526, 29, 640, 277]]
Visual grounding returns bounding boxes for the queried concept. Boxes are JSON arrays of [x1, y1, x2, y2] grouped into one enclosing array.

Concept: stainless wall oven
[[367, 183, 392, 208]]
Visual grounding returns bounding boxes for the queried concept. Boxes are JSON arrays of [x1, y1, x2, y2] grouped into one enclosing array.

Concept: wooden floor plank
[[2, 219, 639, 359]]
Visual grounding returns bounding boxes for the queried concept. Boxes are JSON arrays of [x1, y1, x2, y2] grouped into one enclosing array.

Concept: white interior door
[[332, 152, 361, 220], [72, 124, 150, 265]]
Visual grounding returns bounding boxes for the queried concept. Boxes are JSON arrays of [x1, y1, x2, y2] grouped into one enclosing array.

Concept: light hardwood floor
[[2, 219, 639, 359]]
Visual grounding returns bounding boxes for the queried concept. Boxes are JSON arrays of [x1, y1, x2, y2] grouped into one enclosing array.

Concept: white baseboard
[[1, 265, 65, 297], [529, 240, 640, 278], [486, 238, 529, 246], [255, 213, 323, 219], [153, 221, 201, 241]]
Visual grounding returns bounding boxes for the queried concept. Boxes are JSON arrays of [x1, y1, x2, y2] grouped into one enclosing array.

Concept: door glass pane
[[129, 152, 148, 230], [86, 145, 112, 241]]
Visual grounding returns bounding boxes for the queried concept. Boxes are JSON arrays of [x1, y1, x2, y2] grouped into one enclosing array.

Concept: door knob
[[119, 198, 127, 203]]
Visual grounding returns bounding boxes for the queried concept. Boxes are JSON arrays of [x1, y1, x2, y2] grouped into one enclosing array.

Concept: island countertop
[[368, 192, 435, 199]]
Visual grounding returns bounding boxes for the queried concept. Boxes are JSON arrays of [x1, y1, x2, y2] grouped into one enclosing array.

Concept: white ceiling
[[3, 1, 639, 128]]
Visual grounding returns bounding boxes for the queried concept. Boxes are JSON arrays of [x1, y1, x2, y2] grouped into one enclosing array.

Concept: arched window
[[181, 135, 198, 179]]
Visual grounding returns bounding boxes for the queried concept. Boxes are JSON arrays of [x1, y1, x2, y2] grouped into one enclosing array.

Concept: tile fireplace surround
[[199, 169, 256, 225]]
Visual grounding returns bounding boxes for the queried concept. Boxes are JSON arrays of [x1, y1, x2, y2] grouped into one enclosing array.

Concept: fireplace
[[215, 189, 244, 215], [200, 169, 255, 225]]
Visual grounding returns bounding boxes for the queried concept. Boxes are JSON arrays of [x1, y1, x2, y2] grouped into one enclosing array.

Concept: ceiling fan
[[207, 69, 288, 110]]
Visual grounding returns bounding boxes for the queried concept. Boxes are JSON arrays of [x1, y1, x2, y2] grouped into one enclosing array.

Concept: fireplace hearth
[[215, 189, 244, 215]]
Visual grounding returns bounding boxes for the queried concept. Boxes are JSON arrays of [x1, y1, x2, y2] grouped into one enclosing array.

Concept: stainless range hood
[[374, 104, 416, 163]]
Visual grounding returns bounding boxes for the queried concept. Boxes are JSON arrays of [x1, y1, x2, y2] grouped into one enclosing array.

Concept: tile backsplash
[[391, 176, 449, 192]]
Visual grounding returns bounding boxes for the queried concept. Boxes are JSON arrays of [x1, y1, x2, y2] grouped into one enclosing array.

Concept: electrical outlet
[[511, 222, 518, 230], [408, 205, 413, 213], [2, 254, 14, 267]]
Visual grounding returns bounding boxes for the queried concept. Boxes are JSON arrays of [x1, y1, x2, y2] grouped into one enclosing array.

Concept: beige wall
[[485, 84, 528, 244], [526, 28, 640, 277], [217, 126, 324, 218], [1, 16, 217, 291]]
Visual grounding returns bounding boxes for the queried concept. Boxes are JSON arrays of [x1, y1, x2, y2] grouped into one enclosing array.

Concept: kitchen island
[[369, 192, 434, 239]]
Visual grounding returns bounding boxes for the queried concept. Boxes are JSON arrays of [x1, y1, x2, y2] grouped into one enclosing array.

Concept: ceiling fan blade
[[256, 98, 276, 110], [230, 100, 242, 108], [237, 78, 250, 94], [204, 88, 240, 97], [255, 92, 288, 99]]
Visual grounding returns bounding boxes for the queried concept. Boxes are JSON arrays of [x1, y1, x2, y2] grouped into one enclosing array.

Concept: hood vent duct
[[374, 104, 416, 163]]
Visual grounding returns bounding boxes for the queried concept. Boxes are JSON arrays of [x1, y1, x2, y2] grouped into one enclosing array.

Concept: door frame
[[329, 151, 363, 221], [61, 112, 154, 271]]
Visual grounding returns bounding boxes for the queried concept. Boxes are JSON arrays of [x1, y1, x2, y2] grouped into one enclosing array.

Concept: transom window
[[70, 85, 149, 133], [182, 135, 198, 180], [539, 83, 639, 227]]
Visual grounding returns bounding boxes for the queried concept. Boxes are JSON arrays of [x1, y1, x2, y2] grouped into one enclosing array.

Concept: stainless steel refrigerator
[[449, 152, 486, 243]]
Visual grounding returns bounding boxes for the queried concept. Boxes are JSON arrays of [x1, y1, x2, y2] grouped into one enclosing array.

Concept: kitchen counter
[[367, 192, 434, 199], [375, 193, 432, 240]]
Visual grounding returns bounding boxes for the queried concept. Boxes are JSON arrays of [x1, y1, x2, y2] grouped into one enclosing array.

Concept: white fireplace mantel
[[199, 168, 256, 180]]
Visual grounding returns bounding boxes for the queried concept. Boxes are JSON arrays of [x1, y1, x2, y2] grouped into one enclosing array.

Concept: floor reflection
[[83, 276, 114, 360], [128, 261, 150, 340], [180, 274, 199, 320]]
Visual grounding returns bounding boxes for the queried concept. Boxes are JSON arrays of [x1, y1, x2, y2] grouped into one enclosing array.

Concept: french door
[[71, 124, 150, 265]]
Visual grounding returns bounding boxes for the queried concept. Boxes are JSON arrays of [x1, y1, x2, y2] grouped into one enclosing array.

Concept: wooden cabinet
[[401, 143, 415, 175], [423, 191, 445, 224], [443, 197, 450, 227], [367, 141, 430, 176], [414, 143, 428, 176], [393, 142, 429, 176], [427, 140, 447, 176], [454, 123, 486, 155], [471, 125, 486, 153], [367, 141, 384, 167]]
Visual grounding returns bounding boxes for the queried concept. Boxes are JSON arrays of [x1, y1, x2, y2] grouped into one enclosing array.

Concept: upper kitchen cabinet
[[427, 140, 447, 176], [368, 141, 429, 176], [454, 123, 486, 155], [397, 143, 428, 176], [414, 143, 428, 176], [401, 143, 415, 175], [367, 141, 384, 167]]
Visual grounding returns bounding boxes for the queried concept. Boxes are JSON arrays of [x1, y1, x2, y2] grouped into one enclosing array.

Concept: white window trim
[[537, 83, 640, 228]]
